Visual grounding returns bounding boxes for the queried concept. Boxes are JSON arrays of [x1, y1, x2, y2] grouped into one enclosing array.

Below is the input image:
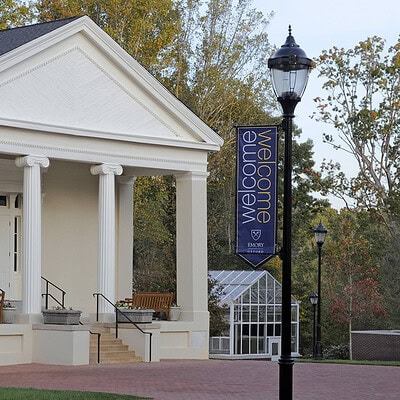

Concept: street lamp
[[268, 26, 312, 400], [314, 221, 327, 359], [309, 291, 318, 359]]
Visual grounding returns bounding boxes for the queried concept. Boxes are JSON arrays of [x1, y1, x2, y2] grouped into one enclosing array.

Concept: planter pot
[[42, 309, 82, 325], [117, 308, 154, 323], [2, 307, 17, 324], [169, 307, 181, 321]]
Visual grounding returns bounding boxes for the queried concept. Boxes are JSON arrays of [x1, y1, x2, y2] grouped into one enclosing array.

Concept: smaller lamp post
[[309, 291, 318, 359], [314, 221, 327, 360]]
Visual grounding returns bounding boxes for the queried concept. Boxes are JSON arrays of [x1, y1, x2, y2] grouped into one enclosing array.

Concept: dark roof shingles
[[0, 16, 81, 56]]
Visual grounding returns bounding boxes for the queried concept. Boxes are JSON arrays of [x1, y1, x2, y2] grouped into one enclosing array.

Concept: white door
[[269, 338, 281, 362], [0, 214, 11, 293]]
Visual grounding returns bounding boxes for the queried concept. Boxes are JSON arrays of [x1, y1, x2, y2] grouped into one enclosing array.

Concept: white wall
[[41, 160, 99, 313]]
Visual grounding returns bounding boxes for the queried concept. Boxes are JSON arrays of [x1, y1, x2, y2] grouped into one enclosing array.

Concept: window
[[0, 195, 7, 206], [13, 216, 21, 272]]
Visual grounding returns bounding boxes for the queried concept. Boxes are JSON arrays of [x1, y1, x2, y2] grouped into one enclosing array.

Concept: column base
[[89, 312, 115, 323]]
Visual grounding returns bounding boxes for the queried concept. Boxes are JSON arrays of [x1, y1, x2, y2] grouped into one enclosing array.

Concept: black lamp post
[[309, 291, 318, 359], [314, 221, 327, 360], [268, 26, 312, 400]]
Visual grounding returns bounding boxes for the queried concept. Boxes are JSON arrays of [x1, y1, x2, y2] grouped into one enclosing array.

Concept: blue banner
[[235, 125, 278, 268]]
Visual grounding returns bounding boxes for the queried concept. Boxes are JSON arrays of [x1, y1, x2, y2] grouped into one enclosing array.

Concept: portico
[[0, 16, 222, 364]]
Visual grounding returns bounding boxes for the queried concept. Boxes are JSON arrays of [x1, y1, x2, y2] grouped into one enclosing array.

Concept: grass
[[0, 387, 152, 400], [296, 358, 400, 367]]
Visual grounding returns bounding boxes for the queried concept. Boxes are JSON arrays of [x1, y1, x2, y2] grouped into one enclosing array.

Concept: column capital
[[15, 155, 50, 169], [90, 163, 123, 176], [175, 171, 209, 183], [117, 176, 137, 186]]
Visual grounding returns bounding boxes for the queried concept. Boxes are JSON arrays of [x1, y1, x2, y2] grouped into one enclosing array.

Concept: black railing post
[[45, 281, 49, 309], [115, 308, 119, 339]]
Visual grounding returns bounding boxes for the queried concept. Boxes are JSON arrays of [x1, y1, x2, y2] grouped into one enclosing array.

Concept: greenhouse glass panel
[[275, 306, 282, 322], [292, 305, 298, 321], [258, 338, 265, 353], [251, 284, 258, 303], [275, 286, 282, 303], [267, 306, 274, 322], [259, 305, 266, 322], [234, 305, 240, 322], [259, 287, 266, 303], [267, 291, 274, 304], [242, 289, 250, 304], [242, 305, 250, 322], [251, 306, 259, 322]]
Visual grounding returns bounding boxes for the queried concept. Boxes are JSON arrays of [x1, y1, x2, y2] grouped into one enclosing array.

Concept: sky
[[252, 0, 400, 208]]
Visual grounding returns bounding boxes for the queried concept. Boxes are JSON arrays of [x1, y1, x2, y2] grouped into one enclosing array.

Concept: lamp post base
[[279, 355, 294, 400]]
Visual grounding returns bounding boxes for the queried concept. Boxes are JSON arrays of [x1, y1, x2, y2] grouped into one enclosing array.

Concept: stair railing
[[39, 279, 101, 364], [93, 292, 152, 362], [79, 321, 101, 364], [41, 276, 66, 309], [91, 331, 101, 364]]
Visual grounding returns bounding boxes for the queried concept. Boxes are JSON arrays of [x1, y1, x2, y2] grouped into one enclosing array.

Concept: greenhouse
[[209, 270, 299, 359]]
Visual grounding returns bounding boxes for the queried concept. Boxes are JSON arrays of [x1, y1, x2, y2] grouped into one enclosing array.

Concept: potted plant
[[169, 303, 181, 321], [115, 301, 154, 323], [2, 302, 17, 324], [42, 306, 82, 325]]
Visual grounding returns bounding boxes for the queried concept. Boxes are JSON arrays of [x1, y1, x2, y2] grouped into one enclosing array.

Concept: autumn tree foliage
[[313, 37, 400, 233], [35, 0, 180, 74], [0, 0, 32, 29], [323, 212, 386, 357]]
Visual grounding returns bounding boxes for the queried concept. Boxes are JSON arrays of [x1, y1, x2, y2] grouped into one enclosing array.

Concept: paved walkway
[[0, 360, 398, 399]]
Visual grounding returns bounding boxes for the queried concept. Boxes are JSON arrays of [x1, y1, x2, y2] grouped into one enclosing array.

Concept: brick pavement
[[0, 360, 398, 399]]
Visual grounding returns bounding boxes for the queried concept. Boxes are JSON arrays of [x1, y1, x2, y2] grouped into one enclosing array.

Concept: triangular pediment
[[0, 17, 222, 150]]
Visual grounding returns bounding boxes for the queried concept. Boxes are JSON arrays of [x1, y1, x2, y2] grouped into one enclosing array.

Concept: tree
[[0, 0, 33, 29], [35, 0, 180, 74], [208, 275, 228, 336], [132, 176, 176, 293], [323, 211, 387, 358], [313, 36, 400, 232]]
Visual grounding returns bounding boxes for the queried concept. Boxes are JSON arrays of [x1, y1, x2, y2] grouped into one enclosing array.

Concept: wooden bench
[[124, 292, 175, 320]]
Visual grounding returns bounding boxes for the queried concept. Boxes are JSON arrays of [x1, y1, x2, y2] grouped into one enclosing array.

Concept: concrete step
[[90, 334, 123, 343], [90, 354, 142, 364], [88, 324, 142, 364], [91, 343, 129, 352]]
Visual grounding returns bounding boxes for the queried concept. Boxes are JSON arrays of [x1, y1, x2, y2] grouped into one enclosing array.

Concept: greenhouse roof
[[209, 270, 298, 305], [209, 270, 274, 304]]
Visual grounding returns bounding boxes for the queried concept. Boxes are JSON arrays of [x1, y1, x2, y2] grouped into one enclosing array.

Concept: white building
[[0, 16, 222, 365]]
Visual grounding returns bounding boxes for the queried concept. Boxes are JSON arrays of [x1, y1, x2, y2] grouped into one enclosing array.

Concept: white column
[[15, 155, 50, 314], [91, 163, 123, 313], [117, 176, 136, 300], [175, 171, 209, 321]]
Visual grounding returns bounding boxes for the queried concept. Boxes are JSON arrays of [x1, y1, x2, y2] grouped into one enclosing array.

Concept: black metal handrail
[[41, 276, 66, 309], [93, 293, 152, 362], [79, 321, 101, 364]]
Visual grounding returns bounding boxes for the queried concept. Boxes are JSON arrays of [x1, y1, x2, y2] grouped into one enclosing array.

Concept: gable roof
[[209, 270, 270, 303], [209, 270, 298, 305], [0, 16, 223, 151], [0, 17, 80, 56]]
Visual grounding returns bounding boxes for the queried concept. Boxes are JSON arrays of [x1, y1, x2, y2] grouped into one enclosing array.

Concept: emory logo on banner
[[235, 125, 278, 268]]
